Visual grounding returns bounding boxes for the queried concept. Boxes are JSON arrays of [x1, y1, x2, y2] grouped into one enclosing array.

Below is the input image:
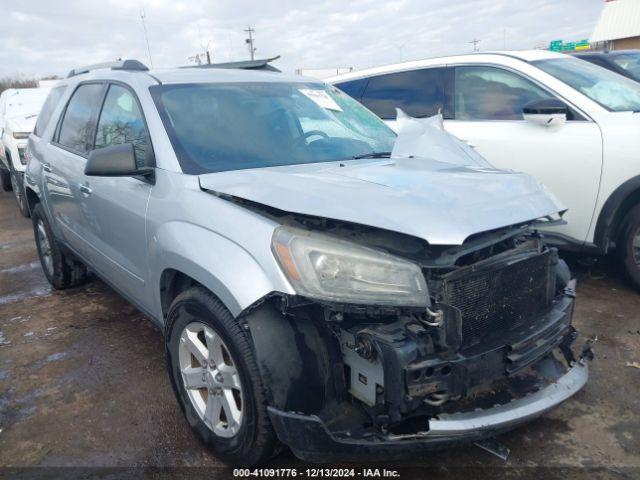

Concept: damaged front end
[[241, 220, 593, 462]]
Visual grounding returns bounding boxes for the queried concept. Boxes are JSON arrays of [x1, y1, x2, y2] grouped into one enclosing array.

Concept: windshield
[[611, 53, 640, 82], [533, 57, 640, 112], [151, 82, 396, 174]]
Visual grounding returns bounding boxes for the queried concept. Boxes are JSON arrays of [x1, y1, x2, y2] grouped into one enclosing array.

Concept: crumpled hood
[[5, 114, 37, 134], [198, 157, 565, 245]]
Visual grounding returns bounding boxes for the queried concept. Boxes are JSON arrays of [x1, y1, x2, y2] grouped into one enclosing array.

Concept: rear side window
[[359, 68, 448, 119], [34, 86, 67, 137], [454, 66, 553, 120], [335, 78, 368, 99], [94, 84, 151, 168], [57, 83, 104, 153]]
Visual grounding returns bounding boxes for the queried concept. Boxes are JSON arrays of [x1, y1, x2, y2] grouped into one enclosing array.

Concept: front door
[[79, 83, 154, 306], [444, 65, 603, 244]]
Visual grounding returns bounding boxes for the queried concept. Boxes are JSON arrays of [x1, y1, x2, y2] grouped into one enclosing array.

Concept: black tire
[[0, 166, 11, 191], [9, 165, 30, 217], [619, 203, 640, 290], [31, 203, 88, 289], [166, 287, 277, 467]]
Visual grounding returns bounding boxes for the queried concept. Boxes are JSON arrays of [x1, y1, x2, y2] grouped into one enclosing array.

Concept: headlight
[[272, 226, 428, 307], [12, 132, 30, 140]]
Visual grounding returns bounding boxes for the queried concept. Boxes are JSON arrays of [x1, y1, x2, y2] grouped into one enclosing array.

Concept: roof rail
[[67, 59, 149, 78]]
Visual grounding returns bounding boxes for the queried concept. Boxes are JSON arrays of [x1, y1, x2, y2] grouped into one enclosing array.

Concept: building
[[591, 0, 640, 50]]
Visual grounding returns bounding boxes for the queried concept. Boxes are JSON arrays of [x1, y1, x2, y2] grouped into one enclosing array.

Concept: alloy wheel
[[178, 322, 243, 438], [37, 219, 54, 277], [633, 228, 640, 266]]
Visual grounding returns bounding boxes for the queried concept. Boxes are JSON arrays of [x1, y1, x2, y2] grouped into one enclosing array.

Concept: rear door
[[79, 82, 154, 305], [357, 67, 452, 127], [443, 65, 603, 244], [47, 82, 106, 259]]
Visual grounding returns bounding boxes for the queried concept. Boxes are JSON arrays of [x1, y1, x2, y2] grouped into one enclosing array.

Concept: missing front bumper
[[268, 359, 588, 462]]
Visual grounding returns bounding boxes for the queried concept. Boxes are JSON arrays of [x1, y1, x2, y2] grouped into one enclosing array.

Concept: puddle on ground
[[45, 352, 67, 362], [0, 255, 51, 305], [0, 261, 40, 275], [0, 287, 52, 306]]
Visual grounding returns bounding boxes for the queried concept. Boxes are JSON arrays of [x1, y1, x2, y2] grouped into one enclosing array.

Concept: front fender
[[149, 221, 291, 321]]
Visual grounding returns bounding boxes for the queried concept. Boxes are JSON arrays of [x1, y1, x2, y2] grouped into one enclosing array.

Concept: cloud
[[0, 0, 603, 77]]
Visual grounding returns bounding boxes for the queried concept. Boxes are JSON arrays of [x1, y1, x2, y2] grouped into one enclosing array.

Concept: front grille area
[[18, 146, 27, 165], [441, 249, 555, 349]]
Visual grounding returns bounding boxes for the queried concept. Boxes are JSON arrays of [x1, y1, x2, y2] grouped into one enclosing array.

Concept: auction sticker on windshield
[[299, 88, 343, 111]]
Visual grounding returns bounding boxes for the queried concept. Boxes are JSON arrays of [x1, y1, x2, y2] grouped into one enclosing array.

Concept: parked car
[[573, 50, 640, 83], [0, 87, 52, 216], [329, 50, 640, 289], [25, 60, 592, 466]]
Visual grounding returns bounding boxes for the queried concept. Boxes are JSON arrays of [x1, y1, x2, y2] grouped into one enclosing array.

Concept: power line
[[244, 26, 256, 61], [469, 38, 481, 52]]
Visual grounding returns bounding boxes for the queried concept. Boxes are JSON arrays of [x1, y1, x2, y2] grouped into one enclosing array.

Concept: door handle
[[79, 184, 92, 196], [42, 163, 52, 172]]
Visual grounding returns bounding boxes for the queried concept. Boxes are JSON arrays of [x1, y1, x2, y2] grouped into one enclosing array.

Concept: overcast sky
[[0, 0, 604, 78]]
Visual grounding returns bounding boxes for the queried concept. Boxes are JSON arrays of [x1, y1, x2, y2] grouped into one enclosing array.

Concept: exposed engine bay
[[237, 207, 593, 461]]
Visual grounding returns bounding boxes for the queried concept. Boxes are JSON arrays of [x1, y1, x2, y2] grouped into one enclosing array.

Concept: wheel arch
[[594, 175, 640, 254], [152, 221, 285, 324], [24, 186, 40, 215]]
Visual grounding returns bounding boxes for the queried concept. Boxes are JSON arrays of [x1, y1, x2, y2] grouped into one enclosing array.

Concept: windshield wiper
[[350, 151, 392, 160]]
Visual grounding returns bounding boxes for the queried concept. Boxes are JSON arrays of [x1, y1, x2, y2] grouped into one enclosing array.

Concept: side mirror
[[522, 99, 567, 127], [85, 143, 152, 177]]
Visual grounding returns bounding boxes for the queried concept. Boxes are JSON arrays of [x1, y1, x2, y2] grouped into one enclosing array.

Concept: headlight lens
[[272, 226, 428, 307], [12, 132, 30, 140]]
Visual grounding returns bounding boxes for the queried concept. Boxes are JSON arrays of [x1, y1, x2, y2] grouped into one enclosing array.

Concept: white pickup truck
[[0, 87, 51, 216]]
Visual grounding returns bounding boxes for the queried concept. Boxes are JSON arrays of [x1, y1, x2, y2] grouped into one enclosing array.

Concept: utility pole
[[244, 26, 256, 60], [140, 8, 153, 67], [469, 38, 481, 52]]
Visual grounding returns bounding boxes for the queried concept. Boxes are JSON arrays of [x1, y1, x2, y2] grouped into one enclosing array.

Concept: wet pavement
[[0, 190, 639, 479]]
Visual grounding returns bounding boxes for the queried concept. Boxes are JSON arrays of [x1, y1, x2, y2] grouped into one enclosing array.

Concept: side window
[[454, 66, 554, 121], [57, 83, 104, 153], [34, 86, 67, 137], [94, 84, 151, 167], [359, 68, 448, 120], [335, 78, 368, 99]]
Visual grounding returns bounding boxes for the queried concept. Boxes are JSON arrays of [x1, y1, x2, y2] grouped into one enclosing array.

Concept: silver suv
[[25, 60, 592, 466]]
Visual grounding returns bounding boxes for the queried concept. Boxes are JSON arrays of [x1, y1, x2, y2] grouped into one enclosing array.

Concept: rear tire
[[619, 203, 640, 290], [0, 166, 11, 191], [31, 203, 88, 289], [166, 287, 277, 467]]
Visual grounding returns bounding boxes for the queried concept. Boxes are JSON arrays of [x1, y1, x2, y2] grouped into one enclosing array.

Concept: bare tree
[[0, 76, 38, 96]]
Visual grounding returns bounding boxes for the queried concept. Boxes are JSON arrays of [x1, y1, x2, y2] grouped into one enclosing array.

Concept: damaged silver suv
[[25, 60, 593, 466]]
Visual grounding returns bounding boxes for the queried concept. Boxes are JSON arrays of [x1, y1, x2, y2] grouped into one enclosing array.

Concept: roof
[[591, 0, 640, 42], [326, 50, 566, 83], [150, 67, 315, 85], [61, 59, 317, 85]]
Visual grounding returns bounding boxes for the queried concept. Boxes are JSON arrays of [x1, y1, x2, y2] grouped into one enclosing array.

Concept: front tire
[[620, 203, 640, 290], [31, 203, 88, 289], [10, 167, 30, 217], [166, 287, 277, 467]]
